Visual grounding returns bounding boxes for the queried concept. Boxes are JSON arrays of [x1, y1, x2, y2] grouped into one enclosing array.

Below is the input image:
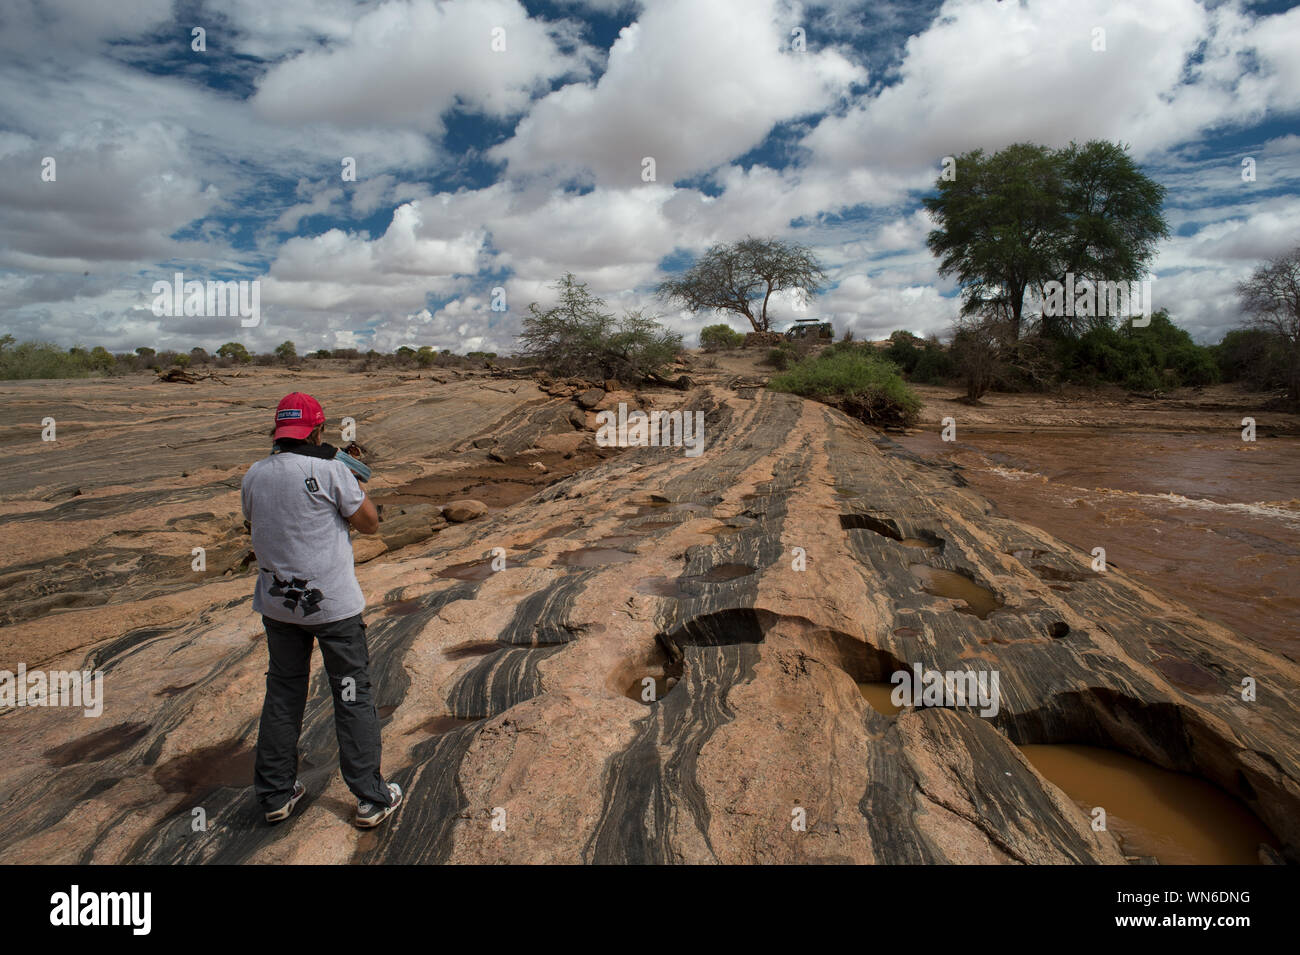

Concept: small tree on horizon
[[519, 273, 681, 381], [216, 342, 251, 364], [657, 236, 828, 334]]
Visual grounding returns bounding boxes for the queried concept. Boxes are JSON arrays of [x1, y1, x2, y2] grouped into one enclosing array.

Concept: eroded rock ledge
[[1, 377, 1296, 865]]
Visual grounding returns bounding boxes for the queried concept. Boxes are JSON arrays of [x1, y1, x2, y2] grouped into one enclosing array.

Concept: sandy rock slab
[[0, 378, 1295, 865]]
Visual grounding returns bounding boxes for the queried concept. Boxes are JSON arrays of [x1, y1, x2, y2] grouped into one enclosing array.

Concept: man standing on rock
[[241, 392, 403, 829]]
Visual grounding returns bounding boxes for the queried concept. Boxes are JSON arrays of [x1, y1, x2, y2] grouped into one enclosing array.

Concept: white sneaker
[[355, 782, 402, 829], [265, 780, 306, 823]]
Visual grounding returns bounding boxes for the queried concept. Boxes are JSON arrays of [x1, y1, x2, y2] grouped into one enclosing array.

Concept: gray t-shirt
[[241, 452, 366, 624]]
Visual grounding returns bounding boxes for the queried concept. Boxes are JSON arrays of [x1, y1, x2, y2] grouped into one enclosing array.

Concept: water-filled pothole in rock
[[44, 722, 151, 767], [553, 547, 639, 568], [436, 559, 514, 581], [595, 535, 643, 549], [908, 565, 1003, 619], [1018, 743, 1279, 865], [858, 682, 905, 715], [696, 563, 755, 582], [378, 705, 397, 719]]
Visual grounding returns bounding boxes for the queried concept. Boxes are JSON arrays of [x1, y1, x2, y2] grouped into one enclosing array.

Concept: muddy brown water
[[908, 564, 1004, 618], [553, 546, 639, 568], [897, 429, 1300, 658], [1019, 743, 1279, 864], [436, 557, 518, 580], [857, 682, 905, 715]]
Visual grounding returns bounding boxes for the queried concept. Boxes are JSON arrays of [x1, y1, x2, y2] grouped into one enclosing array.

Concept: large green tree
[[657, 236, 827, 334], [924, 140, 1168, 341]]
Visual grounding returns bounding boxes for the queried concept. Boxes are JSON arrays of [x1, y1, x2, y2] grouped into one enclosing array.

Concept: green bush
[[700, 324, 745, 351], [910, 345, 956, 384], [0, 341, 98, 380], [769, 349, 921, 427], [1056, 310, 1218, 390], [1213, 328, 1290, 390], [764, 342, 797, 369]]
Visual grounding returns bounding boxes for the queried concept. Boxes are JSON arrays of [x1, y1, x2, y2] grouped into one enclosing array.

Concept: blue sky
[[1, 0, 1297, 354]]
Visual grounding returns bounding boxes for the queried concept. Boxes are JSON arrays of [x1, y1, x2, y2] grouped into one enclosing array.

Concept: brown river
[[886, 426, 1298, 863], [897, 428, 1300, 661]]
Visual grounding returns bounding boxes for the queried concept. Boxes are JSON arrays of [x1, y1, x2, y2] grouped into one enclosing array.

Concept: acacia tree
[[518, 273, 681, 382], [657, 236, 827, 333], [1237, 246, 1300, 402], [924, 140, 1168, 342]]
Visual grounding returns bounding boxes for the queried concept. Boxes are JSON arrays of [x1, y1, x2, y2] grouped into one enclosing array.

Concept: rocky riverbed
[[0, 362, 1295, 864]]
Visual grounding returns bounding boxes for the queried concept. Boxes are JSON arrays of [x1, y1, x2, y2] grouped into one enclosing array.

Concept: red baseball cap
[[274, 392, 325, 440]]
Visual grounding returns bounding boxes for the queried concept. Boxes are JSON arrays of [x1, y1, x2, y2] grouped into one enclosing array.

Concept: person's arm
[[347, 493, 380, 535], [335, 463, 379, 534]]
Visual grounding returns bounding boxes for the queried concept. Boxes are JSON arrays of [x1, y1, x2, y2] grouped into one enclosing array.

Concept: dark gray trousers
[[255, 612, 392, 810]]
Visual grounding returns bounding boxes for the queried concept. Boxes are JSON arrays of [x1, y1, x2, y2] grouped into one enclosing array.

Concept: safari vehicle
[[784, 318, 833, 341]]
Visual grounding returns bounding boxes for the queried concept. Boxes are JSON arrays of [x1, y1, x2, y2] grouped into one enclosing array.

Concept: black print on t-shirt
[[268, 573, 325, 616]]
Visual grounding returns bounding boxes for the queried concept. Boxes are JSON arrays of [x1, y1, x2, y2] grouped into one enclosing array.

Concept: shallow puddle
[[553, 547, 639, 568], [595, 535, 644, 549], [909, 565, 1003, 619], [1019, 743, 1278, 865], [858, 683, 905, 715], [696, 563, 755, 582], [436, 559, 510, 581]]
